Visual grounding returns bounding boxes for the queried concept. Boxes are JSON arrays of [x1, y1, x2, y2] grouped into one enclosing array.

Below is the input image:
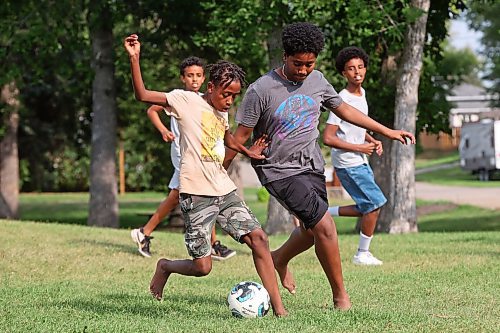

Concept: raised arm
[[332, 102, 415, 145], [147, 105, 175, 142], [124, 34, 169, 106], [222, 124, 254, 169]]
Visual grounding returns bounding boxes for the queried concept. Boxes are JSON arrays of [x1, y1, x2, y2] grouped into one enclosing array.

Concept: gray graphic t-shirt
[[236, 69, 343, 184]]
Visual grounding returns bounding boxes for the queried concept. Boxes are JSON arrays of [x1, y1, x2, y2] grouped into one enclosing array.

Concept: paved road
[[415, 182, 500, 210], [239, 160, 500, 210]]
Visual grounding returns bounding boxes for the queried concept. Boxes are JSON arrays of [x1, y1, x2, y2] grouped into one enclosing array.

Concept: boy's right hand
[[124, 34, 140, 57], [160, 129, 175, 142], [358, 142, 376, 155]]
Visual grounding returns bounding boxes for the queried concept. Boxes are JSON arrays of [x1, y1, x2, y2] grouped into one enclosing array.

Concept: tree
[[376, 0, 430, 233], [0, 82, 20, 218], [466, 1, 500, 100], [87, 0, 119, 227]]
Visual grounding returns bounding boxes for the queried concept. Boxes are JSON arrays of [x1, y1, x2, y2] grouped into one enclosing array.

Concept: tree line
[[1, 0, 494, 232]]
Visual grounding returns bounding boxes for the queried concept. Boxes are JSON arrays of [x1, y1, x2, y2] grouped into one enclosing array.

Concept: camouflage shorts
[[179, 190, 261, 259]]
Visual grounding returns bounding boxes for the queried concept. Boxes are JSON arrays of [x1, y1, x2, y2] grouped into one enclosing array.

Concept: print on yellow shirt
[[201, 112, 226, 163]]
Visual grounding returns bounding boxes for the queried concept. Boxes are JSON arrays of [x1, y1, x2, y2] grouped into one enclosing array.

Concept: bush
[[256, 187, 270, 203]]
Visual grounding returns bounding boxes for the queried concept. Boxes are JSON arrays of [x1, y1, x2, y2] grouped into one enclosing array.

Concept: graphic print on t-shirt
[[201, 111, 226, 164], [275, 94, 317, 140]]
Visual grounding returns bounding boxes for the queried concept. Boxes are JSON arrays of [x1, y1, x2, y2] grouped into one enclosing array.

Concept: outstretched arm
[[224, 130, 265, 160], [332, 102, 415, 145], [323, 124, 376, 155], [147, 105, 175, 142], [223, 125, 254, 169], [124, 34, 169, 106]]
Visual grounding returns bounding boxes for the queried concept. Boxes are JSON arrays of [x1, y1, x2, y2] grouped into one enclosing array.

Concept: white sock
[[357, 232, 373, 253], [328, 206, 339, 216]]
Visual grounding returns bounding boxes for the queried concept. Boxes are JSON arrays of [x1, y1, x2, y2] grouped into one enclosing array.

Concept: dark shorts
[[179, 190, 261, 259], [265, 171, 328, 229]]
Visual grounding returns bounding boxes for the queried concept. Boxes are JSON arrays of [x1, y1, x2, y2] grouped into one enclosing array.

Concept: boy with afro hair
[[224, 22, 414, 310]]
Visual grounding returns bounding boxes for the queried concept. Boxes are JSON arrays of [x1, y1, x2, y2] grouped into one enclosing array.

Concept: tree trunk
[[227, 155, 244, 199], [264, 26, 295, 235], [377, 0, 429, 233], [0, 82, 20, 219], [265, 195, 296, 235], [87, 1, 119, 228]]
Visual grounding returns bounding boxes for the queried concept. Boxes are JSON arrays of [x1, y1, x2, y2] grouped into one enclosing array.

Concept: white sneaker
[[352, 251, 383, 266], [130, 228, 152, 258]]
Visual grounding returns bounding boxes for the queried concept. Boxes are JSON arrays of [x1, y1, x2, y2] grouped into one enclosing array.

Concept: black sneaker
[[130, 228, 153, 258], [211, 241, 236, 261]]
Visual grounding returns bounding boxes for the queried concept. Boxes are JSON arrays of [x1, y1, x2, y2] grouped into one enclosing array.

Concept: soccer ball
[[227, 281, 270, 318]]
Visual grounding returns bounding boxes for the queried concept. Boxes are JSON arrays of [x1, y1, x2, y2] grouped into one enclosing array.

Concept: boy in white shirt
[[323, 46, 387, 266]]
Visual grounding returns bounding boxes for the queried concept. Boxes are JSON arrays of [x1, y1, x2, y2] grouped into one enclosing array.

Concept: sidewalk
[[415, 182, 500, 210]]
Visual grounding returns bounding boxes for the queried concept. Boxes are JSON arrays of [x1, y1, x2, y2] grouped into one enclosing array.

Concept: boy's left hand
[[389, 129, 416, 145], [248, 134, 269, 157], [374, 140, 383, 156]]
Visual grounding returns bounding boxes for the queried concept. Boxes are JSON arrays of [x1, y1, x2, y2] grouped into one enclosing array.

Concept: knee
[[193, 259, 212, 276], [247, 229, 269, 248], [313, 218, 337, 241]]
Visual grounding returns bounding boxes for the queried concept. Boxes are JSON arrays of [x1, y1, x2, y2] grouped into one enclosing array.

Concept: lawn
[[1, 191, 499, 332]]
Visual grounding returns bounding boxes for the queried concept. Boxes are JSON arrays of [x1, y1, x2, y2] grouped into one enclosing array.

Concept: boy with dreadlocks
[[124, 34, 287, 316], [131, 56, 237, 261], [223, 22, 415, 310]]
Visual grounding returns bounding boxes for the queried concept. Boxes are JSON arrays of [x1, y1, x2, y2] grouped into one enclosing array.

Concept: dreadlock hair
[[282, 22, 325, 56], [335, 47, 369, 74], [179, 56, 205, 76], [207, 60, 247, 89]]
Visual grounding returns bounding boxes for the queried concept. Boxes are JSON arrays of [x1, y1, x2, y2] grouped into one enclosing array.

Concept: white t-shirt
[[164, 90, 236, 196], [326, 88, 368, 169]]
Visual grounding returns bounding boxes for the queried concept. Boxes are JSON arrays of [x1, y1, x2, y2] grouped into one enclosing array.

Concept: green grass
[[5, 191, 500, 332], [416, 166, 500, 187], [1, 218, 498, 333], [18, 188, 354, 231], [415, 150, 459, 169]]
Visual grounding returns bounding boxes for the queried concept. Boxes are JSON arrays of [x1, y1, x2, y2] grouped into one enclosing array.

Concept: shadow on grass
[[70, 238, 138, 255], [54, 291, 223, 317], [418, 205, 500, 233]]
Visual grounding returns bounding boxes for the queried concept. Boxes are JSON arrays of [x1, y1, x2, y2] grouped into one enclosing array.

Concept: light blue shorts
[[335, 164, 387, 214]]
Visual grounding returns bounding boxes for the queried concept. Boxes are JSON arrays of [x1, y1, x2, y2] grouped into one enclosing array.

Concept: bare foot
[[333, 296, 352, 311], [149, 259, 171, 300], [274, 309, 289, 317], [271, 251, 296, 294]]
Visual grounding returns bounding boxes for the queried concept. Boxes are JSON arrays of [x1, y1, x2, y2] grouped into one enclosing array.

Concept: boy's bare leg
[[360, 209, 380, 237], [150, 256, 212, 300], [312, 213, 351, 310], [241, 229, 288, 317], [210, 226, 217, 245], [143, 189, 179, 236], [271, 225, 314, 294], [338, 205, 362, 218]]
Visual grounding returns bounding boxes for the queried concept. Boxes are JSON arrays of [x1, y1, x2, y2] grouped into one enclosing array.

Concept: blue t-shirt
[[236, 69, 343, 184]]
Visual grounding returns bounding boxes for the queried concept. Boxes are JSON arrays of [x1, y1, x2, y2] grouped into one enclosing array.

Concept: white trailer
[[459, 119, 500, 181]]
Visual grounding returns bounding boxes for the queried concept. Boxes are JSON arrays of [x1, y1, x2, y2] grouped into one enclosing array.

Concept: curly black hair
[[282, 22, 325, 56], [207, 60, 247, 89], [335, 47, 369, 74], [179, 56, 205, 76]]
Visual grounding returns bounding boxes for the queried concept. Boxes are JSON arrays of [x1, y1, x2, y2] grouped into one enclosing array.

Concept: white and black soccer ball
[[227, 281, 270, 318]]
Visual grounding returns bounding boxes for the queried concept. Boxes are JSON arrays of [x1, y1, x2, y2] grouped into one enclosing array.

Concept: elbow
[[134, 91, 145, 102]]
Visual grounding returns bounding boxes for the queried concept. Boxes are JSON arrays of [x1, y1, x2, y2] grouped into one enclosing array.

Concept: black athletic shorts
[[265, 171, 328, 229]]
